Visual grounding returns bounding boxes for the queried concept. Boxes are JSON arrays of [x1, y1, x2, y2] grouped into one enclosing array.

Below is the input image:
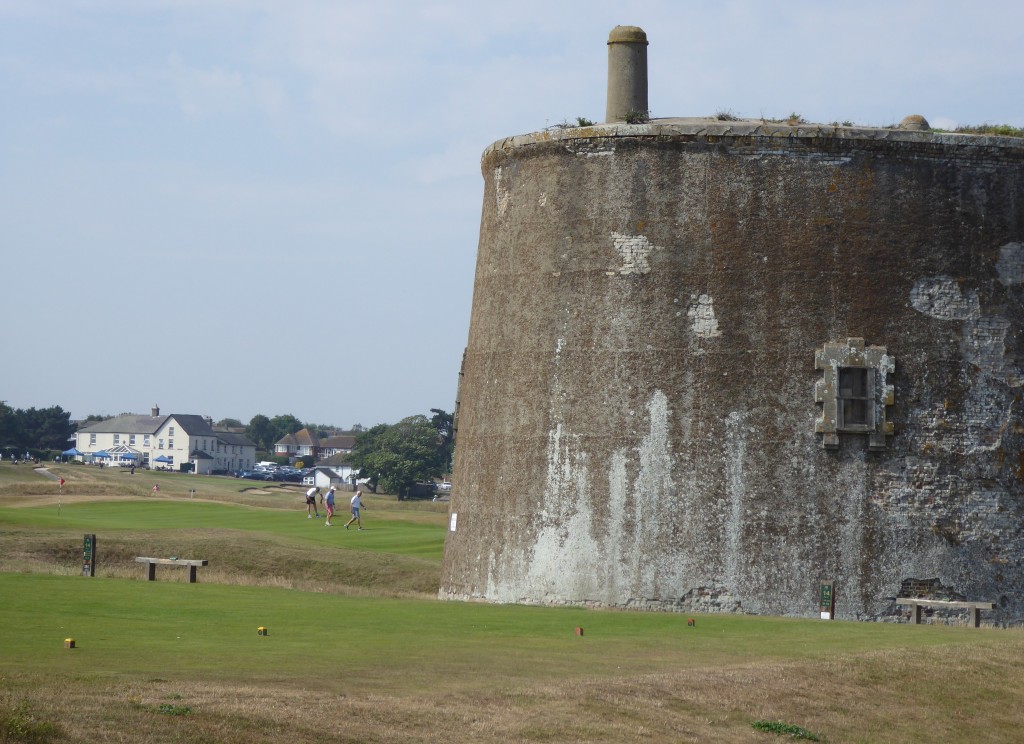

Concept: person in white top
[[345, 490, 365, 530], [305, 486, 322, 518]]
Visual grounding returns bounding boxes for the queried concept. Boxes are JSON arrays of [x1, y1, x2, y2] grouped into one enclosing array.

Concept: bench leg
[[911, 603, 921, 624], [188, 565, 198, 583], [970, 607, 980, 628], [147, 563, 156, 581]]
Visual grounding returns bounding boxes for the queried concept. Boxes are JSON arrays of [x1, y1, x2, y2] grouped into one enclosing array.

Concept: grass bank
[[3, 462, 1024, 743]]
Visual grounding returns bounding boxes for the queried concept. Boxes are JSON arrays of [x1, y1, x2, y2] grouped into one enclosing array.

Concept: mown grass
[[3, 462, 1024, 743]]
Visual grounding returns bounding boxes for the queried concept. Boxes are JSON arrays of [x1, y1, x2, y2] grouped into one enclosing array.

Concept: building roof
[[217, 431, 257, 447], [167, 414, 216, 436], [273, 428, 319, 448], [322, 434, 355, 450], [78, 412, 255, 449], [77, 414, 166, 434]]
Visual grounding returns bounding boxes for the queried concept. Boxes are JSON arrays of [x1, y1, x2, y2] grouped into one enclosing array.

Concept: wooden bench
[[136, 557, 209, 583], [896, 598, 995, 628]]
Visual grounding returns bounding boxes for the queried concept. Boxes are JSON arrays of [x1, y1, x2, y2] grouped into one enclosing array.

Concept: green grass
[[4, 462, 1024, 742], [0, 500, 444, 558]]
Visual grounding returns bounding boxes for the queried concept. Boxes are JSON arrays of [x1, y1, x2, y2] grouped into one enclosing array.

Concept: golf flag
[[60, 478, 65, 487]]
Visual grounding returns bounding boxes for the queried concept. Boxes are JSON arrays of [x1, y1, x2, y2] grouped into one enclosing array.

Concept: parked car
[[241, 471, 274, 481]]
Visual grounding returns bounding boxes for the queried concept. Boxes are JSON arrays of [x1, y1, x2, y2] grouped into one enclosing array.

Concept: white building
[[74, 406, 256, 475]]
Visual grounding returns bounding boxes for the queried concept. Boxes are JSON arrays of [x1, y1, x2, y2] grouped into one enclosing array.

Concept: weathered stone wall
[[439, 121, 1024, 625]]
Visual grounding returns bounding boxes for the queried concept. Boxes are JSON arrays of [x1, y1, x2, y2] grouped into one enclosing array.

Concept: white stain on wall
[[910, 276, 980, 320], [494, 167, 511, 216], [996, 242, 1024, 286], [515, 390, 678, 606], [610, 232, 661, 275], [687, 293, 722, 337]]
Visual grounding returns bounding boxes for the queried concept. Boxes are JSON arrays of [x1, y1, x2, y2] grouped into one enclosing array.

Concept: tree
[[245, 413, 304, 452], [19, 406, 75, 451], [268, 414, 303, 449], [216, 418, 243, 428], [245, 415, 274, 451], [0, 401, 22, 449], [78, 414, 112, 428], [347, 415, 445, 499], [0, 403, 74, 452], [430, 408, 455, 473]]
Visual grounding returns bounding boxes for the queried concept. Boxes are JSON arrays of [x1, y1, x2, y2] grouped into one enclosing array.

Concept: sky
[[2, 0, 1023, 429]]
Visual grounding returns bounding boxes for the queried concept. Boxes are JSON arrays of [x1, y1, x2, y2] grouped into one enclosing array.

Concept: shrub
[[1, 701, 64, 743], [751, 720, 821, 741]]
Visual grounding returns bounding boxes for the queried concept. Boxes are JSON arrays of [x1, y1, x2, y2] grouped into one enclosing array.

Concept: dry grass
[[0, 529, 441, 597], [5, 639, 1024, 743], [4, 464, 1024, 742]]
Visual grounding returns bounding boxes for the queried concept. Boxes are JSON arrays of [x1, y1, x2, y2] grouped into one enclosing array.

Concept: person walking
[[324, 485, 337, 526], [305, 486, 322, 518], [345, 490, 365, 530]]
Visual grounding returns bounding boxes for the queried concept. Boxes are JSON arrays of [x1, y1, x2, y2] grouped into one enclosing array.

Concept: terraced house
[[74, 406, 256, 474]]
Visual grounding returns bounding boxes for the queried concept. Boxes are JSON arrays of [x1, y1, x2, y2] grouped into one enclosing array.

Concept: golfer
[[305, 486, 321, 518], [324, 485, 336, 526], [345, 490, 365, 530]]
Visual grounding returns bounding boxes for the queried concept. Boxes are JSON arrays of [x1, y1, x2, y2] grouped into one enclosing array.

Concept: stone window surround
[[815, 337, 895, 450]]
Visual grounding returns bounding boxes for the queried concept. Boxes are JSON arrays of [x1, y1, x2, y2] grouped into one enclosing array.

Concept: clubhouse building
[[74, 406, 257, 475]]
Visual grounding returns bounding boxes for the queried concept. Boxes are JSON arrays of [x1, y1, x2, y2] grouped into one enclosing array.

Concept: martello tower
[[439, 27, 1024, 624]]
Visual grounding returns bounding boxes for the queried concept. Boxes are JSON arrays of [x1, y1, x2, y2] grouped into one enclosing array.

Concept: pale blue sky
[[2, 0, 1022, 427]]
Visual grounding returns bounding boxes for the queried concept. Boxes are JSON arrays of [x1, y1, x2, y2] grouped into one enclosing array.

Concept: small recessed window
[[838, 367, 874, 430]]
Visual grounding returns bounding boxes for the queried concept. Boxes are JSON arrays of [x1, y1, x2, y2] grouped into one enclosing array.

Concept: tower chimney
[[605, 25, 648, 123], [152, 404, 160, 417]]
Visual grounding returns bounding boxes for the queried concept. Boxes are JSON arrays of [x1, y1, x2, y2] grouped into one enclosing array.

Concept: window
[[144, 435, 150, 447], [113, 434, 120, 445], [90, 433, 96, 446], [168, 439, 174, 449], [815, 338, 894, 450], [169, 427, 175, 437], [129, 435, 136, 446], [837, 367, 874, 430], [158, 439, 164, 449]]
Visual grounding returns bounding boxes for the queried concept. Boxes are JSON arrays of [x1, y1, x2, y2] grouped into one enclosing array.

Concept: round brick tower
[[439, 35, 1024, 625]]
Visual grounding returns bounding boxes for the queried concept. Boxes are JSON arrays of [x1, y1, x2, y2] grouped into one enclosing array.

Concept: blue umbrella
[[120, 453, 138, 460], [62, 447, 82, 456], [93, 450, 112, 458], [154, 455, 173, 463]]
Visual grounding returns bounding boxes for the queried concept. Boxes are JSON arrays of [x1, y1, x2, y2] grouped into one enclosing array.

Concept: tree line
[[0, 402, 76, 455], [2, 401, 457, 498]]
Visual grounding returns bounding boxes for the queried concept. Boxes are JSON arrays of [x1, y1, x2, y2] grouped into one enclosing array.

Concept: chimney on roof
[[152, 405, 160, 416], [205, 416, 213, 426], [605, 25, 649, 123]]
